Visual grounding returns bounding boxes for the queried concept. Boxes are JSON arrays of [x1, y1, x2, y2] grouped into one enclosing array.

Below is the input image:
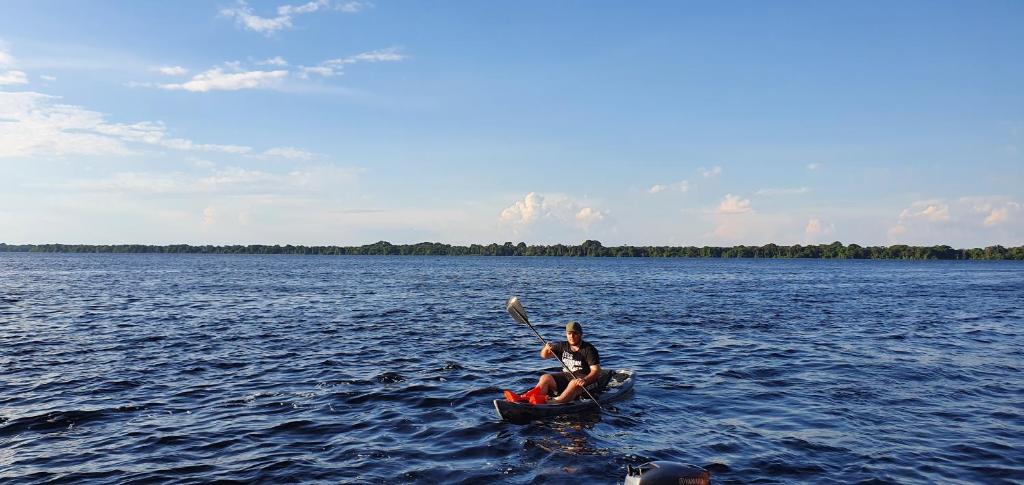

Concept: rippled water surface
[[1, 254, 1022, 484]]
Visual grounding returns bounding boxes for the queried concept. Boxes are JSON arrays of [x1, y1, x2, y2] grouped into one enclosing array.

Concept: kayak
[[494, 369, 635, 422]]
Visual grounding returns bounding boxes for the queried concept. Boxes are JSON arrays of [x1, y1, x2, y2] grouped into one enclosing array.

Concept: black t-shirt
[[550, 341, 600, 378]]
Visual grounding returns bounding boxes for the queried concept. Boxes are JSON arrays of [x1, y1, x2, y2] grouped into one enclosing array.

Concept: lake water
[[0, 254, 1021, 484]]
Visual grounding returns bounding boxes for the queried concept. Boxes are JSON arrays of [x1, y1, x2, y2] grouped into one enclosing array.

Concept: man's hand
[[541, 343, 554, 359], [573, 377, 586, 387]]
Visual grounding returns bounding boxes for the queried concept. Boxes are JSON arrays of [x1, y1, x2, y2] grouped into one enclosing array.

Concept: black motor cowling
[[624, 461, 710, 485]]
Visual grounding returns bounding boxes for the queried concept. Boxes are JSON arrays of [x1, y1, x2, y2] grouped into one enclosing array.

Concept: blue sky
[[1, 1, 1021, 247]]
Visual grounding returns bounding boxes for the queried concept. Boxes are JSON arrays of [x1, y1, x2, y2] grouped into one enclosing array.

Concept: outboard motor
[[624, 461, 710, 485]]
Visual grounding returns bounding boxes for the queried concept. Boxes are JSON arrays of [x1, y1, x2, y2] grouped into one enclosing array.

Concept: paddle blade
[[505, 296, 530, 325]]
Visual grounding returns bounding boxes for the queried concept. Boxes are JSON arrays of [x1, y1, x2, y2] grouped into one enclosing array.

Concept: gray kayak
[[493, 369, 635, 422]]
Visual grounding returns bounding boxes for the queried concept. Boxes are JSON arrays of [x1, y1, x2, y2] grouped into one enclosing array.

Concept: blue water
[[1, 254, 1021, 484]]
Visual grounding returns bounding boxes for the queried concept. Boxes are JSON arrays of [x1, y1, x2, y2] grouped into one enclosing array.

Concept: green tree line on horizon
[[1, 240, 1022, 260]]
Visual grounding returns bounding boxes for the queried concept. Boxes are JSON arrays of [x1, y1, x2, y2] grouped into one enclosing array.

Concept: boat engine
[[624, 461, 710, 485]]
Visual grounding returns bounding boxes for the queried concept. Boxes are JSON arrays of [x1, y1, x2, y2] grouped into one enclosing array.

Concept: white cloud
[[58, 165, 359, 196], [141, 50, 402, 90], [805, 218, 835, 242], [889, 197, 1023, 244], [337, 1, 371, 12], [649, 180, 689, 194], [576, 207, 604, 228], [715, 194, 751, 214], [698, 166, 722, 178], [152, 65, 188, 76], [262, 146, 315, 160], [0, 48, 14, 67], [39, 74, 56, 82], [298, 47, 405, 78], [277, 0, 330, 16], [0, 91, 253, 157], [807, 163, 821, 171], [755, 187, 809, 196], [972, 199, 1021, 227], [898, 201, 950, 222], [259, 56, 289, 66], [159, 66, 288, 92], [500, 192, 605, 230], [221, 0, 364, 35], [500, 192, 544, 225], [202, 206, 217, 226], [300, 65, 336, 78], [0, 70, 28, 85]]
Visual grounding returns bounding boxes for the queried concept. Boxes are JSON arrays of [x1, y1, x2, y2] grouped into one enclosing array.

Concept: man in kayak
[[504, 320, 601, 405]]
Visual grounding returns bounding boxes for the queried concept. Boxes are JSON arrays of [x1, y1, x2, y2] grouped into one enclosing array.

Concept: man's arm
[[540, 343, 556, 359]]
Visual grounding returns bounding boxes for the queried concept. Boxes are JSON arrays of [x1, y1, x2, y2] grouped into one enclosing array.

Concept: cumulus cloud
[[755, 187, 809, 196], [0, 91, 253, 157], [500, 192, 606, 230], [202, 206, 217, 226], [649, 180, 689, 194], [888, 197, 1022, 244], [152, 65, 188, 76], [898, 201, 950, 223], [708, 194, 757, 241], [575, 207, 604, 228], [698, 166, 722, 178], [220, 0, 368, 35], [715, 194, 752, 214], [804, 218, 835, 242]]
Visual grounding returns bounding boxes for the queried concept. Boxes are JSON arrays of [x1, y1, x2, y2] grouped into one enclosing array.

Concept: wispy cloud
[[698, 166, 722, 178], [258, 56, 289, 67], [755, 187, 809, 196], [159, 65, 288, 92], [648, 180, 689, 194], [152, 65, 188, 76], [262, 146, 315, 160], [137, 49, 403, 92], [298, 47, 405, 79], [0, 70, 27, 85], [0, 47, 14, 67], [807, 163, 821, 171], [0, 46, 27, 85], [59, 165, 360, 196], [39, 74, 57, 82], [220, 0, 370, 35], [0, 91, 252, 157]]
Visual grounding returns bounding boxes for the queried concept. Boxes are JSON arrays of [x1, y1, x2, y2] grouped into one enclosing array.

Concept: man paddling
[[504, 320, 601, 405]]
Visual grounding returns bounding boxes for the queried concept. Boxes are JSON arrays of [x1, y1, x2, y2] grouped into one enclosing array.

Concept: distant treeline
[[1, 241, 1022, 260]]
